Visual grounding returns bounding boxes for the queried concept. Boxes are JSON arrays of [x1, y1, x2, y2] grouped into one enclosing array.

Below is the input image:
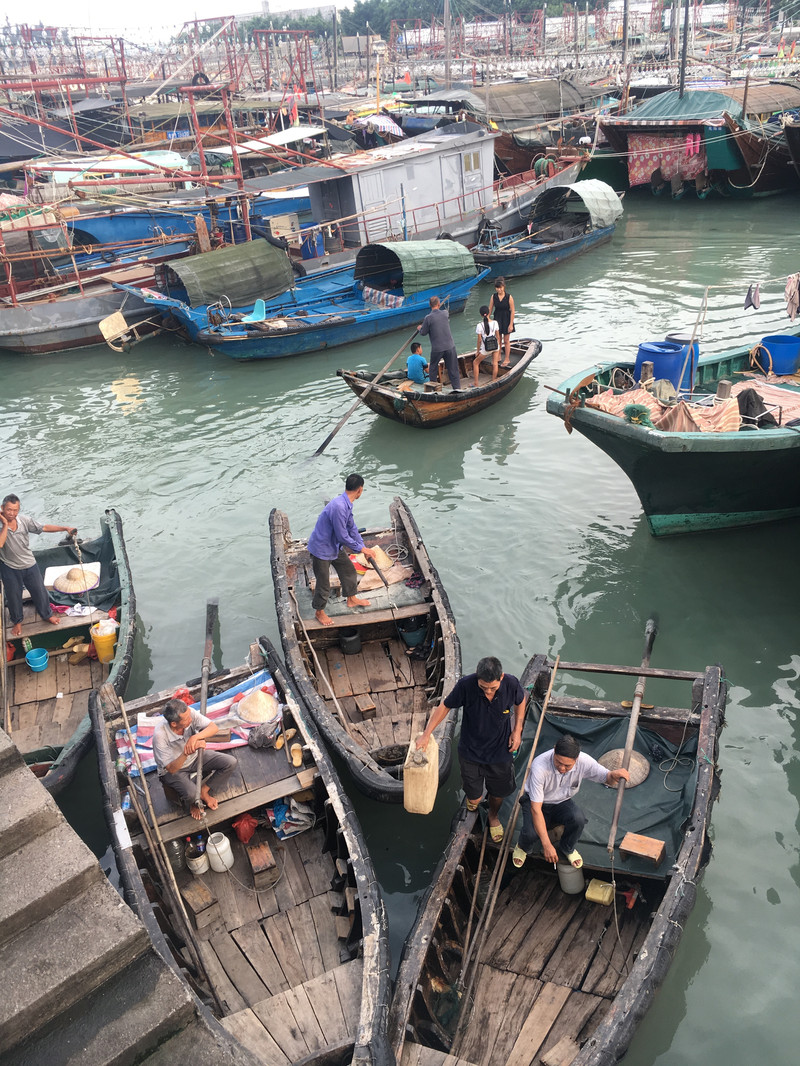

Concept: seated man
[[406, 341, 429, 385], [513, 734, 629, 869], [152, 698, 238, 820]]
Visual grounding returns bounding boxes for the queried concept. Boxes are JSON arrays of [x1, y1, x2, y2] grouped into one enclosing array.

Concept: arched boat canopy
[[529, 179, 623, 230], [354, 240, 476, 295], [168, 240, 293, 307]]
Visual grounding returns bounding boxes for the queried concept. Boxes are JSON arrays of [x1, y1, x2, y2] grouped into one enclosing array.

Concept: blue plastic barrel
[[760, 335, 800, 376], [633, 340, 687, 391], [665, 332, 700, 390], [300, 230, 324, 260]]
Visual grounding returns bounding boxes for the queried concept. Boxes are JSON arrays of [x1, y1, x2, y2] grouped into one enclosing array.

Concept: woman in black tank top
[[489, 277, 515, 366]]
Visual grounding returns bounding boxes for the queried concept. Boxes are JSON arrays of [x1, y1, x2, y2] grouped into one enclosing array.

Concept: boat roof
[[607, 79, 800, 125], [192, 125, 326, 158], [400, 78, 603, 121], [168, 240, 293, 308], [310, 122, 495, 176], [530, 179, 624, 229], [354, 240, 476, 294]]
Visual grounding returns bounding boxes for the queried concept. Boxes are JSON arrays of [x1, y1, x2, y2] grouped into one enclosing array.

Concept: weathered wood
[[247, 837, 280, 890], [335, 914, 354, 939], [295, 829, 335, 896], [231, 922, 290, 996], [281, 983, 326, 1050], [546, 694, 700, 727], [210, 931, 271, 1007], [332, 957, 363, 1036], [619, 832, 666, 866], [309, 892, 342, 971], [454, 967, 530, 1066], [325, 647, 354, 699], [540, 902, 610, 989], [538, 989, 604, 1065], [221, 1008, 291, 1065], [252, 992, 312, 1061], [303, 968, 349, 1046], [287, 900, 325, 981], [342, 651, 371, 696], [361, 641, 397, 692], [504, 982, 571, 1066], [389, 640, 415, 687], [195, 939, 247, 1014], [557, 661, 701, 682], [262, 911, 308, 987], [354, 692, 377, 718], [541, 1035, 580, 1066], [179, 875, 221, 933], [303, 602, 429, 631]]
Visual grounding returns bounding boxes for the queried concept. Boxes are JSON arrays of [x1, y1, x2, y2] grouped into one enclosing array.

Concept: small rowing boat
[[2, 508, 135, 793], [269, 497, 460, 803], [336, 338, 541, 428], [91, 633, 393, 1066], [389, 628, 726, 1066]]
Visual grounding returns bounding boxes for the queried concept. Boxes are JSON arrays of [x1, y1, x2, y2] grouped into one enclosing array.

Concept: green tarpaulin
[[354, 240, 476, 294], [169, 240, 293, 308]]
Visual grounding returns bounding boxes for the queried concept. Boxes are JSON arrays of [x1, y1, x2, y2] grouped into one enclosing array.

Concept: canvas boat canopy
[[529, 179, 623, 230], [168, 240, 293, 307], [354, 240, 476, 294]]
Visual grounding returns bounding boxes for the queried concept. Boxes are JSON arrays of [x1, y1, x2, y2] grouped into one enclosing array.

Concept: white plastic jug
[[207, 831, 234, 872], [557, 861, 585, 895]]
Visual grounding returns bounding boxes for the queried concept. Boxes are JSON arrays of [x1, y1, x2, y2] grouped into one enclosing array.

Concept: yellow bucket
[[90, 623, 117, 664], [585, 878, 614, 906]]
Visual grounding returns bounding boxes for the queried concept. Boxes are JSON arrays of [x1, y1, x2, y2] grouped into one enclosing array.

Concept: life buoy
[[101, 250, 116, 263], [191, 71, 210, 86], [436, 231, 454, 241], [291, 260, 307, 277]]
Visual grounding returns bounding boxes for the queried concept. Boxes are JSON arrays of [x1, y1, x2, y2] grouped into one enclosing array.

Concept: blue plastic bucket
[[300, 230, 324, 260], [633, 341, 689, 391], [25, 648, 49, 672], [760, 335, 800, 376], [665, 332, 700, 389]]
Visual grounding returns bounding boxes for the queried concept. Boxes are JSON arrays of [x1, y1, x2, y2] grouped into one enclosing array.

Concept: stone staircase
[[0, 728, 261, 1066]]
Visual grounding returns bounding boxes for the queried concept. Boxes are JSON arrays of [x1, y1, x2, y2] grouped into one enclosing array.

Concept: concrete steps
[[0, 727, 261, 1065]]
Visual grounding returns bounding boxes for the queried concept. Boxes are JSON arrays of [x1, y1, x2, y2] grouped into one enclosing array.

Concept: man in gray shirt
[[152, 698, 238, 820], [513, 734, 629, 869], [0, 493, 77, 637], [419, 296, 461, 390]]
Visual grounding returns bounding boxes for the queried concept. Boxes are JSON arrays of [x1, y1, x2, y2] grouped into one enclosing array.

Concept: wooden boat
[[546, 329, 800, 535], [336, 338, 541, 428], [269, 497, 460, 803], [131, 240, 488, 361], [389, 640, 726, 1066], [90, 633, 393, 1066], [1, 508, 135, 792], [472, 181, 622, 281]]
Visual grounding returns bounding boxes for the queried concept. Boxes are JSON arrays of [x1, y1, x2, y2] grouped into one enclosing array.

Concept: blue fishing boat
[[128, 239, 489, 361], [472, 180, 623, 280]]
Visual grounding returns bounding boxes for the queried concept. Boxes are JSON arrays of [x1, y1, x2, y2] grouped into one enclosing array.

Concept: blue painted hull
[[473, 225, 615, 279], [68, 194, 310, 246]]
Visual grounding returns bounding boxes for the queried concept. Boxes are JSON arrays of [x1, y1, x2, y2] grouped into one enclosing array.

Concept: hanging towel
[[785, 273, 800, 321], [744, 283, 761, 310]]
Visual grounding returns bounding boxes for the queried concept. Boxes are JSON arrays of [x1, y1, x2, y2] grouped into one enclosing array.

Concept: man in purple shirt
[[307, 474, 377, 626]]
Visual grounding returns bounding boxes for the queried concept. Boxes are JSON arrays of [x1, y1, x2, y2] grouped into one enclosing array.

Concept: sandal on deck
[[564, 850, 583, 869], [465, 797, 481, 812], [512, 846, 527, 869], [489, 824, 504, 844]]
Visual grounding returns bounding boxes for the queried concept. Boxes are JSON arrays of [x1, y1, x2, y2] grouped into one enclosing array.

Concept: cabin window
[[463, 151, 481, 172]]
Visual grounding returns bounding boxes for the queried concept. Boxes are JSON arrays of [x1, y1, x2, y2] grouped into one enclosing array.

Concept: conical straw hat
[[53, 566, 99, 594], [237, 687, 279, 724], [597, 749, 650, 788]]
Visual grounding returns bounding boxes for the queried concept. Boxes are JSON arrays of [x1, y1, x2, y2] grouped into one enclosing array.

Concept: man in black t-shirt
[[416, 656, 526, 842]]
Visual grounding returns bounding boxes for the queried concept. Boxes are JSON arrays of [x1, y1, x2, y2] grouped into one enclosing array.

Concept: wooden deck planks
[[295, 828, 336, 896], [453, 966, 531, 1066], [504, 982, 572, 1066], [280, 984, 326, 1049], [251, 994, 311, 1061], [332, 956, 363, 1037], [262, 911, 308, 987], [303, 969, 349, 1046], [210, 931, 271, 1007], [361, 641, 397, 692], [341, 651, 371, 696], [220, 1008, 290, 1065], [540, 902, 611, 990], [287, 900, 326, 981], [537, 990, 607, 1065], [309, 892, 343, 972], [231, 922, 290, 997], [195, 939, 247, 1014], [325, 647, 354, 699]]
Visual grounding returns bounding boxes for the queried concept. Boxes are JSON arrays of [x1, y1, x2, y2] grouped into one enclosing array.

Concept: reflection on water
[[3, 196, 800, 1064]]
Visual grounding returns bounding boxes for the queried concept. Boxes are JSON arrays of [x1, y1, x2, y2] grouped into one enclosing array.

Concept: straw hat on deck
[[597, 749, 650, 788], [53, 567, 99, 594], [237, 687, 280, 724]]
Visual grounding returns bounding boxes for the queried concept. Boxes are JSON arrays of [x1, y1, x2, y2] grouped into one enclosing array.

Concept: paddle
[[312, 327, 420, 456], [194, 598, 219, 811], [606, 617, 659, 854]]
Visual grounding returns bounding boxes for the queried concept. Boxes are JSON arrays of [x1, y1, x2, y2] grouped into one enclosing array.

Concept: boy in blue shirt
[[406, 342, 429, 385]]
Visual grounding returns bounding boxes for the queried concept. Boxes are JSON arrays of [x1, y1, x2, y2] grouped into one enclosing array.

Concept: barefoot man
[[0, 493, 77, 637], [307, 474, 376, 627], [153, 699, 238, 821]]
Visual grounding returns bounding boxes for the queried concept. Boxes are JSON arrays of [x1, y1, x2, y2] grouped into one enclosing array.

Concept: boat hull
[[336, 338, 541, 427], [546, 339, 800, 535], [473, 225, 614, 279], [0, 289, 154, 354]]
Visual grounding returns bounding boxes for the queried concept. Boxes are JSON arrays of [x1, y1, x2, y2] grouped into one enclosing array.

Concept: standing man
[[153, 698, 238, 821], [513, 734, 630, 869], [417, 656, 525, 842], [308, 474, 377, 627], [0, 494, 77, 637], [418, 296, 461, 390]]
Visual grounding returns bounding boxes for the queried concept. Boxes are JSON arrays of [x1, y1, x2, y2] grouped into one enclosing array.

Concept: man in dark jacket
[[419, 296, 461, 390]]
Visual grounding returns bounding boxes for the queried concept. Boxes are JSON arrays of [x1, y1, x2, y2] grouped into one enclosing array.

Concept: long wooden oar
[[607, 617, 658, 853], [312, 327, 420, 456], [194, 598, 219, 810]]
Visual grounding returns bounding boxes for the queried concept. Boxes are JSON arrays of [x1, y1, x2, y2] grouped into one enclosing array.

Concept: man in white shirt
[[513, 734, 629, 869], [152, 698, 238, 820]]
